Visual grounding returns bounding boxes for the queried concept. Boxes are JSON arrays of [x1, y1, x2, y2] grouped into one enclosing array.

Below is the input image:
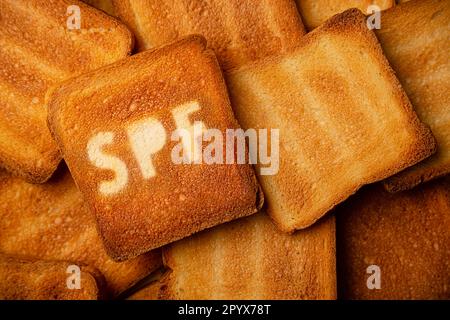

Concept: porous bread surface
[[379, 0, 450, 192], [160, 212, 336, 300], [0, 254, 100, 300], [0, 169, 162, 297], [228, 9, 436, 231], [82, 0, 115, 15], [112, 0, 305, 70], [0, 0, 132, 183], [47, 36, 262, 261], [295, 0, 395, 30], [337, 178, 450, 299]]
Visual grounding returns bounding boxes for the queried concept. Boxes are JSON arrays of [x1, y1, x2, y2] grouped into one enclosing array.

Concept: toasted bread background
[[0, 0, 132, 183], [337, 178, 450, 299], [0, 254, 101, 300], [0, 169, 162, 297], [228, 9, 436, 232], [112, 0, 305, 70], [160, 212, 336, 300], [82, 0, 115, 16], [126, 280, 161, 300], [377, 0, 450, 192], [0, 0, 446, 302], [47, 36, 262, 261], [295, 0, 395, 30]]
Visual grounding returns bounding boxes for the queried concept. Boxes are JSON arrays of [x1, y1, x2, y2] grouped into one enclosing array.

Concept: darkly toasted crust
[[378, 0, 450, 192], [295, 0, 395, 30], [159, 212, 336, 300], [0, 169, 162, 297], [0, 254, 101, 300], [227, 9, 436, 232], [126, 280, 162, 300], [112, 0, 305, 70], [0, 0, 132, 183], [47, 36, 262, 261], [337, 178, 450, 299]]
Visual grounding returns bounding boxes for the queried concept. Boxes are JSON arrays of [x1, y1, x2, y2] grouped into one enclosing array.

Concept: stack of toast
[[0, 0, 448, 300]]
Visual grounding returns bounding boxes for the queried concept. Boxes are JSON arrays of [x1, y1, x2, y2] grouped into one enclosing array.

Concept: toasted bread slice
[[82, 0, 115, 16], [112, 0, 305, 70], [227, 9, 436, 232], [0, 0, 132, 183], [0, 254, 101, 300], [159, 212, 336, 300], [378, 0, 450, 192], [0, 169, 162, 297], [47, 36, 263, 261], [337, 178, 450, 299], [295, 0, 395, 30]]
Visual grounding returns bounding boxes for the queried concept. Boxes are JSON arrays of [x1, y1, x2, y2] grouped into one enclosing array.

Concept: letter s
[[87, 132, 128, 196]]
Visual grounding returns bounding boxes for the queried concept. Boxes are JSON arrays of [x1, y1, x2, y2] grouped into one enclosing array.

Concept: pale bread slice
[[227, 9, 436, 232], [378, 0, 450, 192], [295, 0, 395, 30], [160, 212, 336, 299]]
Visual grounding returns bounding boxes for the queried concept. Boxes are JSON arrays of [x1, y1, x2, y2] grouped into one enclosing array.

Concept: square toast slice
[[47, 36, 263, 261], [227, 9, 436, 232], [0, 169, 162, 297], [160, 213, 336, 299], [0, 254, 101, 300], [378, 0, 450, 192], [112, 0, 305, 70], [295, 0, 395, 30], [0, 0, 132, 183], [337, 179, 450, 299]]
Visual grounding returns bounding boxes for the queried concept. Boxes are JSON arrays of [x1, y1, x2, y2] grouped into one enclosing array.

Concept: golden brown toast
[[47, 36, 263, 261], [112, 0, 305, 70], [377, 0, 450, 192], [0, 169, 162, 297], [0, 0, 132, 183], [295, 0, 395, 30], [159, 212, 336, 299], [337, 178, 450, 299], [82, 0, 115, 16], [0, 254, 101, 300], [227, 9, 436, 232]]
